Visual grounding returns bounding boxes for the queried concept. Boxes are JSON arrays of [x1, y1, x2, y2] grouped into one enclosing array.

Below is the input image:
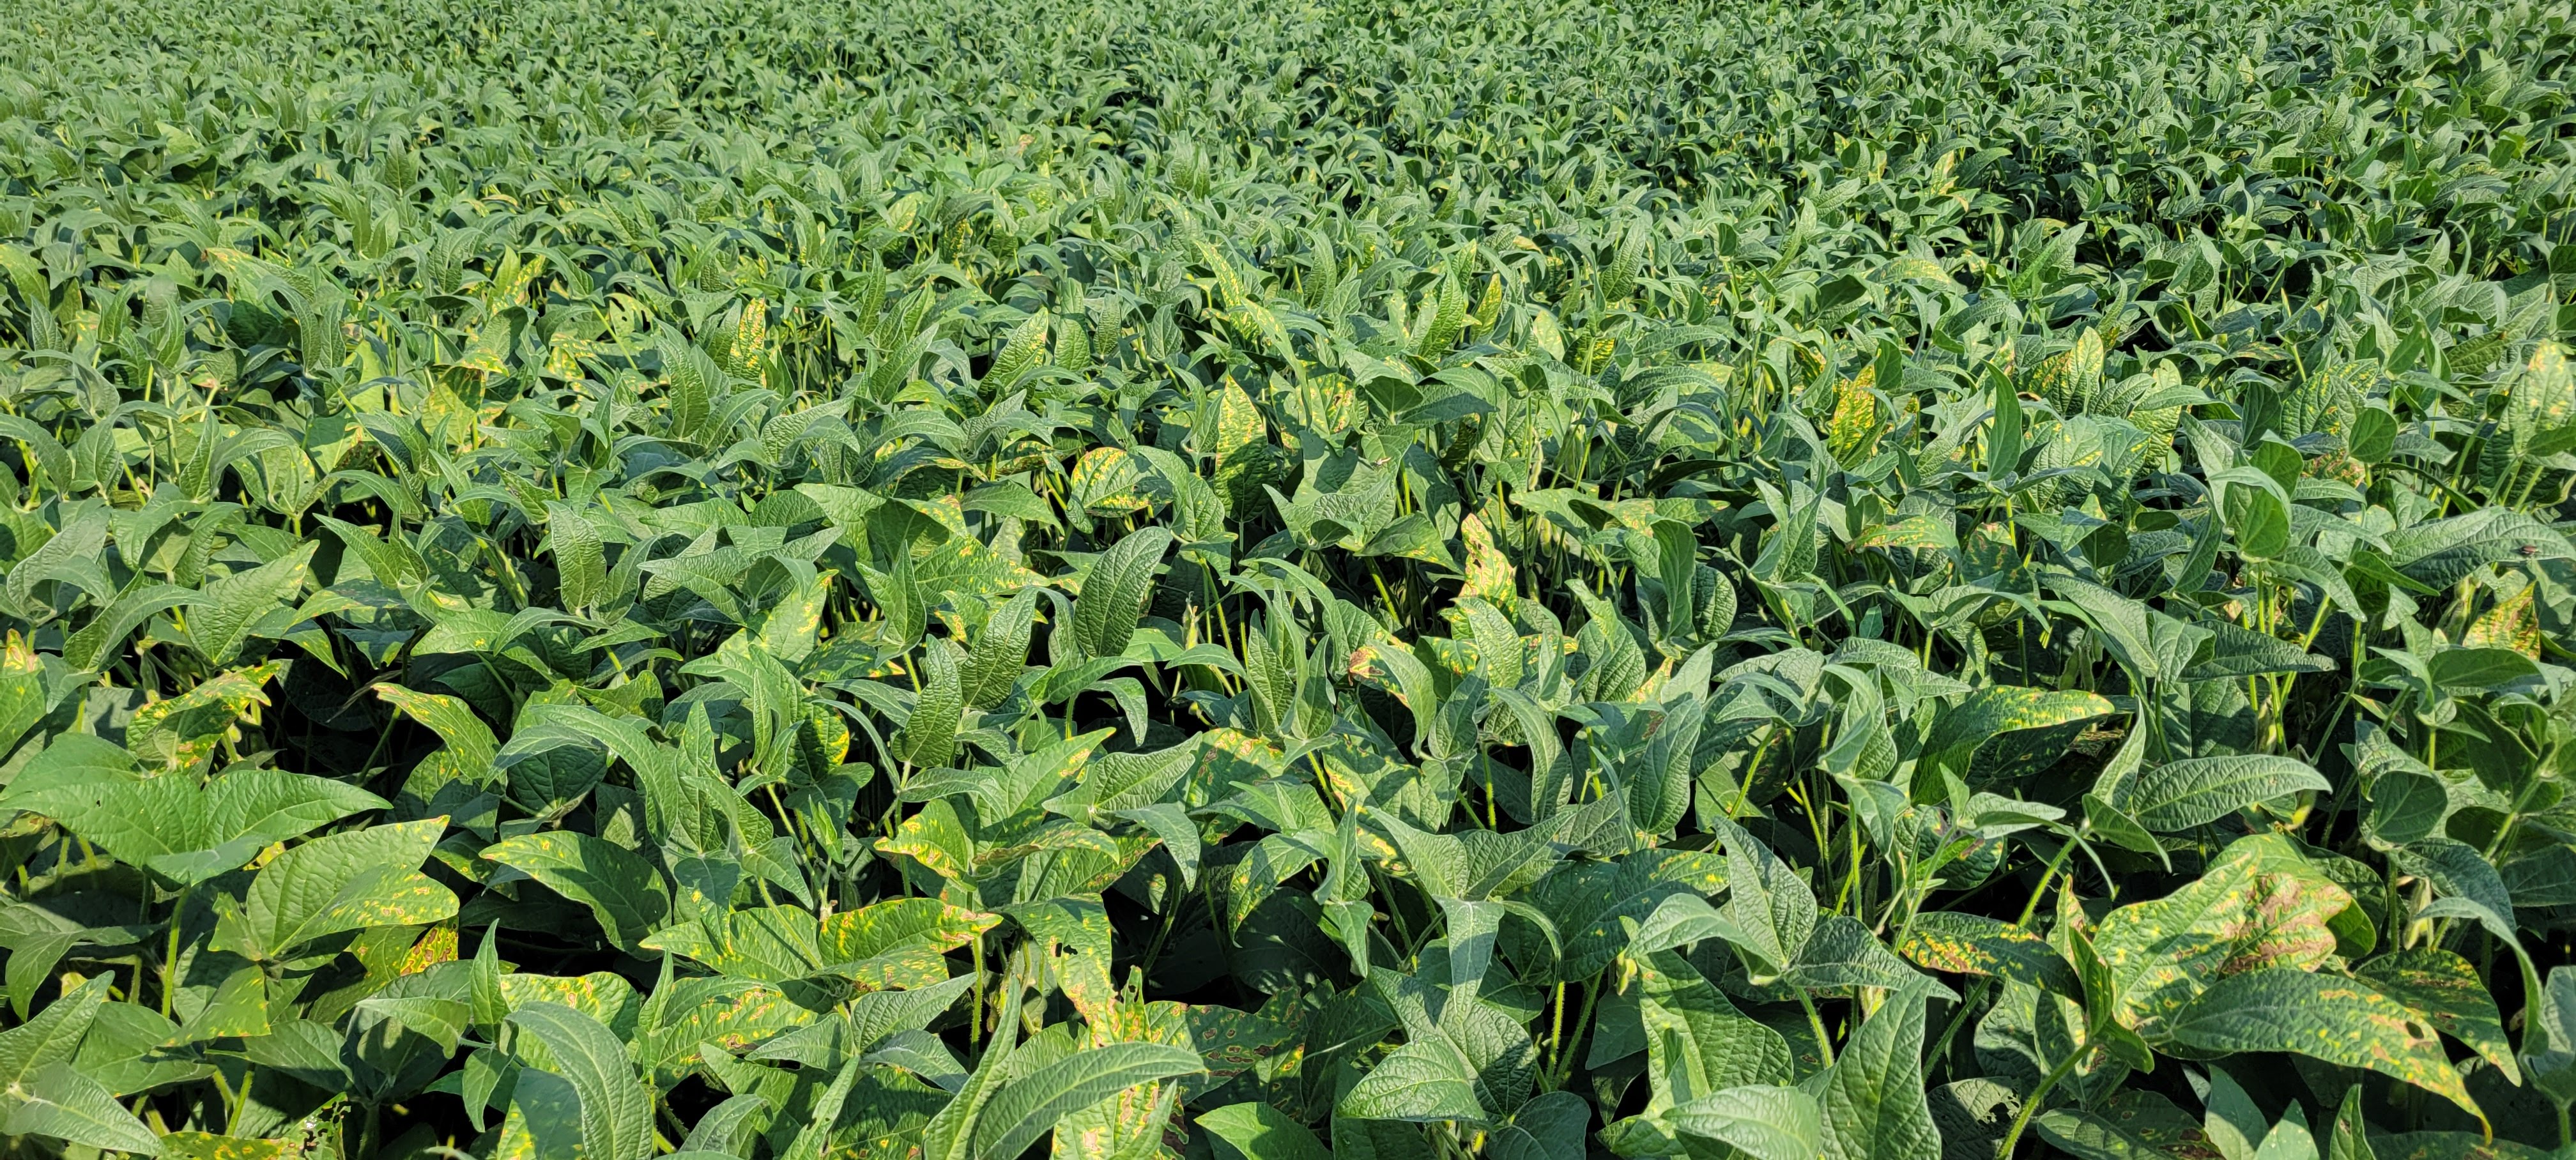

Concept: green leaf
[[1625, 892, 1736, 961], [2083, 788, 2163, 865], [1666, 1085, 1820, 1160], [678, 1094, 771, 1157], [2223, 484, 2289, 559], [1787, 915, 1952, 998], [1490, 1090, 1588, 1160], [963, 587, 1039, 710], [2034, 1090, 2207, 1160], [1713, 818, 1813, 978], [1637, 950, 1793, 1108], [1509, 848, 1727, 983], [1069, 525, 1173, 661], [0, 735, 141, 820], [510, 1001, 655, 1160], [2186, 620, 2335, 681], [3, 1062, 161, 1154], [544, 501, 608, 612], [471, 922, 509, 1034], [0, 976, 111, 1088], [897, 636, 963, 768], [1339, 1039, 1487, 1124], [1644, 519, 1699, 641], [2365, 770, 2449, 849], [358, 993, 471, 1055], [4, 501, 108, 616], [2395, 838, 2518, 936], [79, 1002, 210, 1094], [1202, 1101, 1335, 1160], [859, 547, 926, 652], [482, 832, 673, 952], [2349, 406, 2398, 463], [188, 542, 316, 665], [63, 583, 201, 673], [2428, 646, 2539, 691], [2386, 507, 2573, 588], [2169, 968, 2485, 1123], [1988, 369, 2025, 475], [2526, 967, 2576, 1106], [1818, 989, 1938, 1160], [2205, 1057, 2272, 1158], [211, 817, 457, 962], [969, 1040, 1204, 1159], [0, 640, 50, 761], [23, 768, 387, 886], [2117, 755, 2330, 831]]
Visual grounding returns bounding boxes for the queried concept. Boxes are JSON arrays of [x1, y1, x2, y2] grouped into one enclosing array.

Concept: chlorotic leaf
[[2168, 968, 2485, 1123]]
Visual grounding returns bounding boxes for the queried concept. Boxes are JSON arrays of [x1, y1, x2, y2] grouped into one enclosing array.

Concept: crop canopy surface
[[0, 0, 2572, 1156]]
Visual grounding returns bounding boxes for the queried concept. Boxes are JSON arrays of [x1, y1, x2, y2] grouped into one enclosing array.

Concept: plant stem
[[1551, 977, 1603, 1090], [968, 931, 986, 1048], [2017, 827, 2085, 926], [1796, 988, 1837, 1068], [1926, 979, 1993, 1082], [1993, 1045, 2086, 1158], [162, 881, 192, 1018]]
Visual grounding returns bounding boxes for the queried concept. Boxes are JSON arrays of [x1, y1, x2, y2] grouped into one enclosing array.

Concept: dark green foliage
[[0, 0, 2571, 1155]]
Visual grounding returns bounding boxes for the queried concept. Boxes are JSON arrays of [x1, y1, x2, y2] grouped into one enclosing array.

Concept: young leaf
[[1070, 525, 1173, 661], [896, 636, 963, 769], [188, 542, 317, 666], [1818, 990, 1939, 1160], [509, 1001, 656, 1160]]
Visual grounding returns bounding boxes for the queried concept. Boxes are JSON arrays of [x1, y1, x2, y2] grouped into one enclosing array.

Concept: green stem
[[1926, 979, 1993, 1083], [1543, 981, 1568, 1090], [2016, 827, 2085, 926], [211, 1064, 243, 1134], [967, 932, 987, 1048], [162, 881, 192, 1018], [1550, 977, 1604, 1090], [1796, 988, 1837, 1068], [1138, 889, 1185, 978], [1993, 1045, 2086, 1158]]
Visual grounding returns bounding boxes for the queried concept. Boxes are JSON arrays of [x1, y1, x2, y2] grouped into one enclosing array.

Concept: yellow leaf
[[1459, 512, 1517, 608]]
